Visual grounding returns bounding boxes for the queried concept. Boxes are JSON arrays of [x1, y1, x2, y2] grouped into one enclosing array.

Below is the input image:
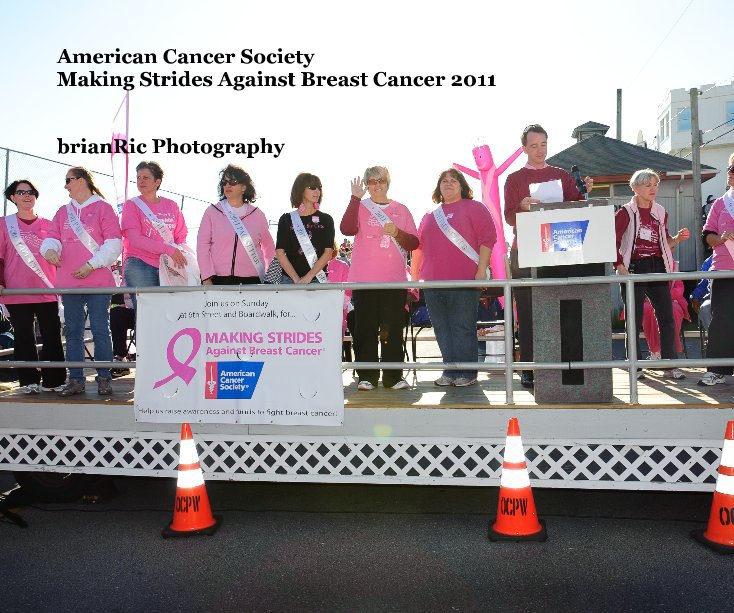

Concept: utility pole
[[616, 89, 622, 140], [690, 87, 703, 269]]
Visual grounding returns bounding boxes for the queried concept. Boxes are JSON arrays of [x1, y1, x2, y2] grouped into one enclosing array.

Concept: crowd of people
[[1, 136, 732, 397]]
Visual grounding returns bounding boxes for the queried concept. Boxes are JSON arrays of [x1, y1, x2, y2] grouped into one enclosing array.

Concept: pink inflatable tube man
[[454, 145, 523, 305]]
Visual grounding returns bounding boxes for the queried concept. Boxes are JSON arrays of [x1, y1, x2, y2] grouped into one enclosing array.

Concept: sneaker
[[59, 380, 86, 396], [110, 356, 131, 379], [636, 370, 646, 380], [662, 368, 686, 380], [698, 372, 726, 387], [434, 376, 453, 387], [41, 384, 67, 392], [357, 381, 375, 391], [647, 352, 661, 361], [452, 377, 478, 387], [96, 377, 113, 396], [21, 383, 41, 395], [390, 379, 410, 390]]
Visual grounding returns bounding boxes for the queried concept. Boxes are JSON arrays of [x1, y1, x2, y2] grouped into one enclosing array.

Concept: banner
[[111, 92, 129, 215], [516, 204, 615, 268], [134, 290, 344, 425]]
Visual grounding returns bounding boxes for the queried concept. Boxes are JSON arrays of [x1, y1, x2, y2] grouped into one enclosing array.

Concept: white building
[[656, 81, 734, 201]]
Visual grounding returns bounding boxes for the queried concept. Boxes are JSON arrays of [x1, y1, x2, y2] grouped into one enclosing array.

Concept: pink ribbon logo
[[153, 327, 201, 389]]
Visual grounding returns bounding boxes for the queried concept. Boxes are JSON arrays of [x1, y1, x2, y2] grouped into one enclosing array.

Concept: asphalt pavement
[[1, 472, 733, 613]]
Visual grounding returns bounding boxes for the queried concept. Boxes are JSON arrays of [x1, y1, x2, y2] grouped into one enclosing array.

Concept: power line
[[633, 0, 695, 82], [703, 125, 734, 147]]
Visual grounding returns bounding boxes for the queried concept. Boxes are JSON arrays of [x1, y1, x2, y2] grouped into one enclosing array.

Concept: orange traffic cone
[[162, 423, 222, 538], [489, 417, 547, 541], [692, 420, 734, 553]]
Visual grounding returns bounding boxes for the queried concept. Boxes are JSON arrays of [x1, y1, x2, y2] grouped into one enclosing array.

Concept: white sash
[[290, 210, 328, 283], [360, 199, 407, 260], [5, 215, 54, 289], [6, 215, 64, 319], [433, 206, 490, 279], [722, 190, 734, 261], [219, 200, 265, 281], [132, 197, 175, 245], [723, 189, 734, 221], [66, 197, 101, 256]]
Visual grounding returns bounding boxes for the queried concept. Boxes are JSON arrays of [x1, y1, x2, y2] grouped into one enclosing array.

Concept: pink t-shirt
[[703, 195, 734, 271], [347, 199, 418, 282], [196, 203, 275, 280], [121, 196, 187, 268], [417, 199, 496, 281], [46, 200, 121, 288], [0, 216, 57, 304]]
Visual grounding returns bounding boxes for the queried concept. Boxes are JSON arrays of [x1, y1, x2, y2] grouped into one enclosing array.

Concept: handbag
[[264, 258, 283, 284]]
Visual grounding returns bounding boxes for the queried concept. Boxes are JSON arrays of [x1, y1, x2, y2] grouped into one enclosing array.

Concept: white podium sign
[[516, 204, 616, 268], [134, 290, 344, 425]]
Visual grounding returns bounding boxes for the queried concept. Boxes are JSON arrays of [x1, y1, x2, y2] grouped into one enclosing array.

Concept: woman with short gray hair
[[340, 166, 418, 391], [614, 168, 690, 379]]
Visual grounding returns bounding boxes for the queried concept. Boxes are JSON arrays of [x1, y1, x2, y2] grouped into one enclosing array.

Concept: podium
[[515, 199, 616, 403]]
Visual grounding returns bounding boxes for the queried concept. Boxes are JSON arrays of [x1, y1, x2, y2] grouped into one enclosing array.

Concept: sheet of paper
[[529, 179, 564, 203]]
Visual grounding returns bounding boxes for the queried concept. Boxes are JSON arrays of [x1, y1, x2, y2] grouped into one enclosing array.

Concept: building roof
[[571, 121, 610, 138], [546, 134, 716, 180]]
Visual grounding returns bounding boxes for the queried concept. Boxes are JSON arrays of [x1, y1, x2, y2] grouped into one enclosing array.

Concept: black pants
[[6, 301, 66, 387], [110, 306, 136, 357], [210, 275, 260, 285], [706, 277, 734, 376], [510, 249, 534, 362], [621, 258, 677, 361], [352, 289, 406, 387]]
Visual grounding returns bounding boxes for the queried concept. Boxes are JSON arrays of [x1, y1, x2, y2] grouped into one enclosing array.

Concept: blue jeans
[[424, 288, 480, 380], [63, 293, 113, 381], [124, 257, 159, 311]]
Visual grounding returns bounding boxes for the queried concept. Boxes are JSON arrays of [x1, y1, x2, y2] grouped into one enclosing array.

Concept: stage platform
[[2, 364, 733, 492]]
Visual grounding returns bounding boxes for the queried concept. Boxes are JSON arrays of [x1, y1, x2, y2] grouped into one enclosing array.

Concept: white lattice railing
[[0, 432, 721, 491]]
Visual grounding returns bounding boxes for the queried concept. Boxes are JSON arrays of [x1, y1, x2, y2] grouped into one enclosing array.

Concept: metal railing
[[2, 270, 733, 405]]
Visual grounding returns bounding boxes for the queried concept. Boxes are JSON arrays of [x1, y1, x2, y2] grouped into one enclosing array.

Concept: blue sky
[[2, 0, 732, 233]]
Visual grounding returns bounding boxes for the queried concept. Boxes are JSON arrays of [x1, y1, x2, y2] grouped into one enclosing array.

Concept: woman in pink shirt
[[121, 161, 188, 307], [413, 168, 495, 387], [198, 165, 274, 285], [41, 167, 122, 397], [699, 154, 734, 386], [340, 166, 418, 391], [0, 179, 66, 394]]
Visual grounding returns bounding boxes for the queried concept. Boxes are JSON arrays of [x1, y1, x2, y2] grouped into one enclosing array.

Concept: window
[[677, 108, 691, 132], [659, 114, 670, 142]]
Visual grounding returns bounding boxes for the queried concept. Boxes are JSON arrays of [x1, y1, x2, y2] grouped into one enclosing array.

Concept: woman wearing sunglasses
[[698, 155, 734, 386], [0, 180, 66, 394], [121, 161, 188, 306], [41, 167, 121, 396], [197, 164, 274, 285], [275, 173, 334, 284]]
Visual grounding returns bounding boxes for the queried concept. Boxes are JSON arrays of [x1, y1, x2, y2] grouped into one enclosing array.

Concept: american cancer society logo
[[205, 361, 264, 399], [540, 220, 589, 253]]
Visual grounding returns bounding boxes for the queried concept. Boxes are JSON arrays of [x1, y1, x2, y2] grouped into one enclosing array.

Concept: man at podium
[[504, 124, 593, 388]]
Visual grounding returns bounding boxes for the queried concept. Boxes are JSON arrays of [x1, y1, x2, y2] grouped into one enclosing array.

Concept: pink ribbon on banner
[[153, 327, 202, 389]]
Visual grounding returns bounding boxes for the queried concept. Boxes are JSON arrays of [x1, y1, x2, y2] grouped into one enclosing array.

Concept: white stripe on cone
[[720, 439, 734, 469], [504, 436, 525, 463], [715, 472, 734, 496], [180, 439, 199, 464], [500, 467, 531, 489], [178, 467, 205, 489]]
